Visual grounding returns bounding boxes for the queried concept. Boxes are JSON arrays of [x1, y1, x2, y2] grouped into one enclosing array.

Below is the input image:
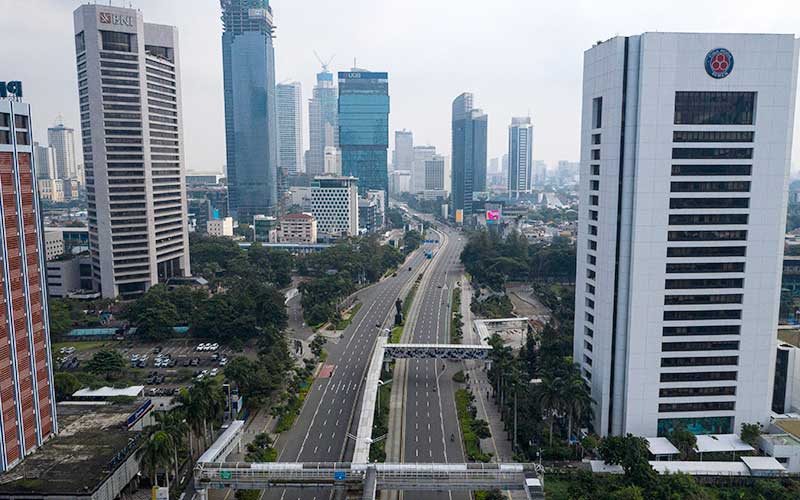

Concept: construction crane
[[313, 50, 335, 72]]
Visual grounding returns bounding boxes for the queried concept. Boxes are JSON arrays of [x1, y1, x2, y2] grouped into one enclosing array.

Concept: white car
[[196, 343, 204, 351], [219, 358, 228, 367], [210, 343, 219, 351], [210, 368, 218, 377]]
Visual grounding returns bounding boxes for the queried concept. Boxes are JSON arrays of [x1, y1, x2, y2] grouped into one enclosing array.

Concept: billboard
[[486, 209, 500, 223], [455, 209, 463, 224]]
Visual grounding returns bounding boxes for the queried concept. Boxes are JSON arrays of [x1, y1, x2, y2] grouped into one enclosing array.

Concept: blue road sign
[[334, 471, 346, 481]]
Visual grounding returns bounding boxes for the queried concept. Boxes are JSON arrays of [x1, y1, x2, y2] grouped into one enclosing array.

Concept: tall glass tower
[[307, 69, 338, 176], [221, 0, 278, 220], [451, 92, 487, 218], [338, 70, 390, 196]]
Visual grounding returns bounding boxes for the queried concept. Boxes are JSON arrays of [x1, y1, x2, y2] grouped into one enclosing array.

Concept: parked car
[[210, 343, 219, 351], [211, 353, 219, 361], [210, 368, 218, 377], [183, 358, 191, 367], [219, 358, 228, 367], [190, 358, 199, 366]]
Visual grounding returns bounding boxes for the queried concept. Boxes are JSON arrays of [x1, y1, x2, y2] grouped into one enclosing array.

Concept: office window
[[590, 180, 600, 191], [665, 278, 743, 289], [659, 386, 736, 398], [667, 246, 745, 258], [659, 402, 735, 413], [589, 210, 598, 221], [588, 240, 597, 250], [586, 269, 596, 280], [0, 113, 8, 127], [14, 115, 27, 129], [674, 91, 756, 125], [75, 31, 85, 53], [668, 230, 746, 242], [663, 325, 741, 336], [672, 148, 753, 160], [589, 225, 598, 236], [584, 326, 594, 338], [584, 340, 593, 352], [662, 341, 740, 352], [663, 309, 741, 321], [592, 134, 601, 145], [668, 214, 748, 225], [592, 97, 603, 128], [591, 149, 600, 160], [661, 371, 737, 382], [664, 294, 742, 306], [673, 131, 754, 143], [666, 262, 744, 274], [661, 356, 738, 367], [584, 354, 593, 366], [586, 283, 595, 294], [585, 297, 595, 309], [670, 198, 749, 209], [671, 164, 752, 176], [145, 45, 174, 62], [587, 254, 596, 265], [585, 312, 594, 323], [670, 181, 750, 193], [101, 31, 136, 53], [590, 195, 599, 206], [591, 165, 600, 175]]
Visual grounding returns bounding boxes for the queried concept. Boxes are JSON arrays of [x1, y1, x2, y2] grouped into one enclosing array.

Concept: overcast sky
[[5, 0, 800, 173]]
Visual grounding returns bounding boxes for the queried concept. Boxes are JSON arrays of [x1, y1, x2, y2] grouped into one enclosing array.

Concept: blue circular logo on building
[[705, 48, 734, 79]]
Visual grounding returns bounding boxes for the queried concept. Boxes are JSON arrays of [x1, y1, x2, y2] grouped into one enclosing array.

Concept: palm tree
[[532, 375, 566, 446], [151, 411, 189, 488], [564, 369, 593, 444], [137, 430, 174, 488], [176, 388, 205, 457]]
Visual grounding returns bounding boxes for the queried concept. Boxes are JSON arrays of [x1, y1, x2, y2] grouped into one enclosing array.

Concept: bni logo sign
[[99, 12, 134, 27], [705, 48, 734, 79]]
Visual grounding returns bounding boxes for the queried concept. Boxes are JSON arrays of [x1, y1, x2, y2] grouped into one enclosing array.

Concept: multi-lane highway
[[400, 225, 467, 500]]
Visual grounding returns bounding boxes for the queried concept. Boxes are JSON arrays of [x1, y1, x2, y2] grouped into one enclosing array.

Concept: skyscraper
[[508, 116, 533, 196], [451, 92, 487, 218], [33, 143, 56, 180], [74, 4, 190, 299], [393, 129, 413, 172], [307, 68, 338, 176], [276, 81, 303, 175], [573, 33, 800, 438], [425, 154, 445, 191], [412, 145, 436, 193], [0, 92, 59, 470], [338, 70, 390, 197], [221, 0, 278, 220], [46, 121, 77, 180]]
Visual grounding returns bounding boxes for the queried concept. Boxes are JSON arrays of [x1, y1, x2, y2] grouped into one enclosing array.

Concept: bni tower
[[451, 92, 487, 219], [338, 70, 390, 196], [221, 0, 278, 220], [574, 33, 800, 438], [74, 5, 190, 299], [0, 87, 58, 470]]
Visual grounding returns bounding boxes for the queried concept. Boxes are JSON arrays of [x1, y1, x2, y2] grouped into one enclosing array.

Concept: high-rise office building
[[33, 143, 56, 180], [412, 145, 436, 193], [425, 154, 445, 191], [533, 160, 547, 186], [393, 129, 413, 172], [47, 120, 77, 180], [307, 69, 338, 176], [0, 94, 59, 470], [508, 116, 533, 196], [221, 0, 279, 220], [573, 33, 800, 438], [338, 70, 390, 197], [74, 4, 190, 299], [311, 175, 359, 237], [277, 81, 303, 175], [451, 92, 487, 218]]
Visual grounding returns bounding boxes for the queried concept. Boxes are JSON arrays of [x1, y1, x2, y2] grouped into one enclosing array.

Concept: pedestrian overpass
[[194, 339, 545, 500]]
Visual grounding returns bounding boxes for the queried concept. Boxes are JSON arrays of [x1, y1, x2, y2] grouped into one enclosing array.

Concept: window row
[[663, 309, 742, 321], [666, 262, 744, 274]]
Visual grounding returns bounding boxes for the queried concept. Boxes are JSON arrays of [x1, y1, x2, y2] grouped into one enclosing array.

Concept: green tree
[[599, 434, 656, 488], [85, 349, 126, 380], [740, 422, 762, 448], [245, 432, 277, 462], [48, 299, 73, 336], [668, 425, 697, 461], [531, 374, 566, 446], [136, 430, 174, 487], [147, 411, 188, 488], [128, 285, 179, 340], [53, 372, 81, 400]]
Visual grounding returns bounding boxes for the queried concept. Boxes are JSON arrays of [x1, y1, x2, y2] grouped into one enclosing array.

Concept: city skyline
[[11, 0, 800, 176]]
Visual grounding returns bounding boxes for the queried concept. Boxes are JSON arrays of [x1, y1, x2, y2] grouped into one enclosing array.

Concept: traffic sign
[[220, 471, 232, 480], [334, 471, 346, 481]]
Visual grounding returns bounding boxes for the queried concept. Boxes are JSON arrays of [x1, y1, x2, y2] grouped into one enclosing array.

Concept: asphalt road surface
[[401, 226, 467, 500]]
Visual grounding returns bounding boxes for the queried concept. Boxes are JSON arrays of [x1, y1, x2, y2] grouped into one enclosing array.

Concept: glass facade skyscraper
[[338, 71, 390, 196], [221, 0, 278, 220], [307, 70, 338, 176], [508, 116, 533, 196], [451, 92, 487, 218]]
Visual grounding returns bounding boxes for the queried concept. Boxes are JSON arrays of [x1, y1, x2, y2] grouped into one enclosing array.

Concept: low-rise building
[[44, 230, 64, 261], [207, 217, 234, 237], [279, 213, 317, 244], [46, 255, 93, 298], [38, 178, 65, 202], [311, 176, 359, 237], [253, 214, 278, 242]]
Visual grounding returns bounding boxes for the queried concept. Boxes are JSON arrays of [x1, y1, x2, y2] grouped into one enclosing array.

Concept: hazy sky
[[5, 0, 800, 173]]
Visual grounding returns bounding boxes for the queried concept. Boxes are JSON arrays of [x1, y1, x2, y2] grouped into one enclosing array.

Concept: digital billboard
[[486, 209, 500, 223]]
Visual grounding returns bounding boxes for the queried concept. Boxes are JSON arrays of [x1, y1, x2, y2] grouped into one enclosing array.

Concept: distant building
[[253, 214, 278, 242], [557, 160, 579, 185], [339, 70, 389, 196], [279, 212, 317, 244], [47, 120, 78, 180], [311, 176, 359, 237], [323, 146, 341, 175], [393, 129, 413, 172], [425, 154, 445, 191], [533, 160, 547, 186], [287, 185, 312, 211], [366, 189, 386, 228], [33, 142, 56, 180], [508, 116, 533, 196], [37, 178, 64, 202], [46, 255, 93, 298], [186, 173, 222, 186], [390, 170, 412, 195], [307, 68, 338, 176], [222, 0, 279, 220], [74, 4, 190, 298], [44, 231, 65, 261], [451, 92, 487, 218], [0, 93, 59, 469], [46, 226, 89, 254], [207, 217, 234, 237], [277, 81, 303, 175], [412, 145, 436, 193]]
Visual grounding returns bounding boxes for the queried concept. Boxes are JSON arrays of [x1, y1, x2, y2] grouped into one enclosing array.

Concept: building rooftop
[[646, 437, 679, 456], [283, 212, 314, 220], [0, 402, 144, 495], [774, 419, 800, 438], [73, 386, 144, 398], [694, 434, 754, 454]]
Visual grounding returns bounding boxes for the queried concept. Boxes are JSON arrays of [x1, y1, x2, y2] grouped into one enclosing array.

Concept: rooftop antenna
[[313, 50, 335, 72]]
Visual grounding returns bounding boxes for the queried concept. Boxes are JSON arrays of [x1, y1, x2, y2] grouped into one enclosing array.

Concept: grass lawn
[[52, 340, 112, 353], [543, 477, 570, 499], [333, 302, 362, 330]]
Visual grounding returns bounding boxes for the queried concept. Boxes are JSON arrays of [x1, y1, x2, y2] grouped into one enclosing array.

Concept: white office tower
[[412, 145, 436, 193], [277, 82, 303, 174], [33, 143, 56, 180], [508, 116, 533, 196], [574, 33, 800, 438], [47, 120, 78, 179], [74, 5, 190, 299], [393, 130, 413, 172], [311, 176, 359, 237]]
